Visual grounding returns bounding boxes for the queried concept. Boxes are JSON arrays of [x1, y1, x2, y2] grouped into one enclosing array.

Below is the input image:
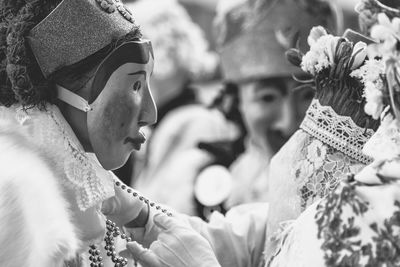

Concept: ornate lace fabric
[[267, 119, 400, 267], [264, 99, 373, 261], [300, 99, 374, 164], [0, 105, 115, 211]]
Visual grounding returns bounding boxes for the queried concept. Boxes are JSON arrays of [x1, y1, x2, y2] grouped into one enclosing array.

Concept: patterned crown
[[214, 0, 341, 83], [27, 0, 137, 78]]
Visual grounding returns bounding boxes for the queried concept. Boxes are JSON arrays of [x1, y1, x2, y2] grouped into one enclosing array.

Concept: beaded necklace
[[88, 180, 172, 267], [45, 106, 171, 266]]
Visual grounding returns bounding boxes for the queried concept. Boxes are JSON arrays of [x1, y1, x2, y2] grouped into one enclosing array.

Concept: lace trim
[[0, 105, 114, 211], [300, 99, 374, 164], [47, 106, 114, 211]]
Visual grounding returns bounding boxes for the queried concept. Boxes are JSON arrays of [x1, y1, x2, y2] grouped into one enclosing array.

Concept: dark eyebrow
[[128, 70, 147, 76], [255, 77, 291, 94]]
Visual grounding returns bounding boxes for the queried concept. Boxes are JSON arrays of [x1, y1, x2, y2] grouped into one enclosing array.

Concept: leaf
[[350, 41, 367, 70], [285, 48, 303, 67]]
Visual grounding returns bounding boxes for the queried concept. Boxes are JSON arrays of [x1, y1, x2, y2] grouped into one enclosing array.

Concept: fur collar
[[0, 125, 79, 266]]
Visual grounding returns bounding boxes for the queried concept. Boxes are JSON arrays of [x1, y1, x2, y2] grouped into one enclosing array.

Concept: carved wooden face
[[87, 41, 156, 170]]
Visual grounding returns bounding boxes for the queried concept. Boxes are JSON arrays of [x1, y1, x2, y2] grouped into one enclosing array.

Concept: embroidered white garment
[[264, 99, 373, 261], [0, 105, 115, 211], [267, 115, 400, 267]]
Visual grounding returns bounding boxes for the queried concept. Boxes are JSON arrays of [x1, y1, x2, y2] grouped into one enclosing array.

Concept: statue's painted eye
[[133, 81, 142, 92]]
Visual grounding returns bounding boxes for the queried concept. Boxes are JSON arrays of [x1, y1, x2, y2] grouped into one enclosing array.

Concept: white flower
[[364, 81, 384, 119], [374, 13, 400, 38], [350, 41, 367, 70], [326, 35, 339, 64], [350, 58, 386, 119], [350, 59, 385, 85], [307, 26, 327, 47], [369, 13, 400, 59], [367, 42, 382, 59], [301, 34, 339, 75]]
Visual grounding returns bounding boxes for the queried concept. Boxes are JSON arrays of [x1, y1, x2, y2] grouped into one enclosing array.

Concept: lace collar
[[300, 99, 375, 164], [0, 105, 115, 211]]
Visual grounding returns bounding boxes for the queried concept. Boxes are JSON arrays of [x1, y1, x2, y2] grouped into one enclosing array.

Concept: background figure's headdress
[[27, 0, 137, 78], [127, 0, 218, 82], [214, 0, 342, 83]]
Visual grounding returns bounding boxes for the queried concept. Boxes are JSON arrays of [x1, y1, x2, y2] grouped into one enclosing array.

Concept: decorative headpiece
[[214, 0, 341, 83], [287, 27, 381, 129], [27, 0, 137, 78], [286, 27, 384, 163]]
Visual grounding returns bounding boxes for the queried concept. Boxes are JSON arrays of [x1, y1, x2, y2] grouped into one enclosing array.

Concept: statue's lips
[[124, 133, 146, 150]]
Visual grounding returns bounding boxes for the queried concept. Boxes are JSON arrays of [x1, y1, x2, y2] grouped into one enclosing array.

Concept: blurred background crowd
[[114, 0, 361, 220]]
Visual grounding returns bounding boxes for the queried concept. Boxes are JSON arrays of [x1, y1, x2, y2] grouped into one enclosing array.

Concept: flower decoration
[[299, 26, 368, 76], [287, 26, 370, 84], [361, 13, 400, 120], [351, 59, 386, 119], [368, 13, 400, 58], [286, 26, 390, 123]]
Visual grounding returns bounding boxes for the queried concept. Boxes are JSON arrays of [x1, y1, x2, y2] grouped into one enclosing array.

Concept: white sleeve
[[129, 202, 269, 267], [186, 203, 269, 267]]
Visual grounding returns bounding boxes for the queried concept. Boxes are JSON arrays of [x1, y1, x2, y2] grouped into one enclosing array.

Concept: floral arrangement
[[286, 26, 381, 129], [300, 26, 368, 75], [287, 26, 368, 76], [356, 12, 400, 121], [350, 59, 386, 119]]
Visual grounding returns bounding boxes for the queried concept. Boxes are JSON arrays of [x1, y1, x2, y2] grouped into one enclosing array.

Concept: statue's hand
[[102, 182, 149, 228], [126, 214, 221, 267]]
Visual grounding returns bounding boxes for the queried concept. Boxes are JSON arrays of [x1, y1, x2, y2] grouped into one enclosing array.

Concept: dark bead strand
[[114, 179, 173, 217], [87, 219, 129, 266], [88, 245, 104, 267], [89, 180, 172, 265]]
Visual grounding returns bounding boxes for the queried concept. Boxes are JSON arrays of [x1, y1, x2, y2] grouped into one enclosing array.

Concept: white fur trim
[[0, 125, 79, 266]]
